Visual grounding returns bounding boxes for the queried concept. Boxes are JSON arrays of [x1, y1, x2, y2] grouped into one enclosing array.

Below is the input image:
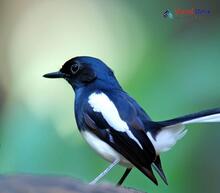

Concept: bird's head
[[43, 56, 121, 90]]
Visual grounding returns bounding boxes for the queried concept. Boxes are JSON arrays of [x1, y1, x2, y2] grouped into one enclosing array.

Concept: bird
[[43, 56, 220, 186]]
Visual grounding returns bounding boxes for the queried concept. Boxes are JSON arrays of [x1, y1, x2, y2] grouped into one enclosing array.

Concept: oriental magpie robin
[[43, 56, 220, 186]]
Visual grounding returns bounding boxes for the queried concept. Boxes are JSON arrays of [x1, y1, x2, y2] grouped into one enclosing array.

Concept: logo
[[175, 8, 211, 15], [163, 9, 174, 19], [163, 8, 211, 19]]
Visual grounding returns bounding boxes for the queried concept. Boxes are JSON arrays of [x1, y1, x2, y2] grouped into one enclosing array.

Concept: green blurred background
[[0, 0, 220, 192]]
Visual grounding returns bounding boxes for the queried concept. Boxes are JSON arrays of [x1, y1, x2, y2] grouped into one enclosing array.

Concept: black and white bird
[[43, 56, 220, 186]]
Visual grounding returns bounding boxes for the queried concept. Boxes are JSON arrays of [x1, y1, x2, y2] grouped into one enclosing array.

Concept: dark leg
[[117, 168, 132, 186]]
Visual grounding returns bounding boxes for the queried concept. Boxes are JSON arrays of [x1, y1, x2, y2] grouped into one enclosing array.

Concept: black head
[[43, 56, 121, 90]]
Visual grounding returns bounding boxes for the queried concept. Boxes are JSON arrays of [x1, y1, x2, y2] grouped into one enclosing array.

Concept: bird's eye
[[70, 63, 80, 74]]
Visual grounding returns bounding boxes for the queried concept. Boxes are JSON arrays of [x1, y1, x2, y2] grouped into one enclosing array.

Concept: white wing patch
[[147, 124, 187, 155], [88, 92, 143, 149]]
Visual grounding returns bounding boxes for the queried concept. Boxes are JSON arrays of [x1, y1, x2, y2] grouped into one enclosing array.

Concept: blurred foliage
[[0, 0, 220, 193]]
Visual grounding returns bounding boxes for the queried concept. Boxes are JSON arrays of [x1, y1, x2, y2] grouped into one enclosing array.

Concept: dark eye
[[70, 63, 80, 74]]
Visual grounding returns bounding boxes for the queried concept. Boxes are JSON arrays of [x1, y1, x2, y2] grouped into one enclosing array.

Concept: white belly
[[81, 131, 132, 167]]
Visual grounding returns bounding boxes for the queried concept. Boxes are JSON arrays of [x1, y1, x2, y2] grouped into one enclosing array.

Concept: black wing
[[82, 91, 159, 185]]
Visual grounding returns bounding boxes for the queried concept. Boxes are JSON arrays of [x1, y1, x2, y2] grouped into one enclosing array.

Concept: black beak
[[43, 71, 65, 79]]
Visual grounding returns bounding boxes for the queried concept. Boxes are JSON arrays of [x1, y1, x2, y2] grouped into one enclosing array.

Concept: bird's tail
[[147, 108, 220, 185], [147, 108, 220, 155]]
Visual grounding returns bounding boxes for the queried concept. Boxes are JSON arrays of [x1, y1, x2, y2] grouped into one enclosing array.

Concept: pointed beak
[[43, 71, 65, 79]]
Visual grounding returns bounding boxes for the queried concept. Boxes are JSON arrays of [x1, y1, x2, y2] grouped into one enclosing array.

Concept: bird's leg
[[89, 159, 120, 185], [117, 168, 132, 186]]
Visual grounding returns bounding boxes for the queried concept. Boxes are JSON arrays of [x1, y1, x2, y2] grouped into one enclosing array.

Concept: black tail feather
[[157, 108, 220, 127], [152, 156, 168, 185]]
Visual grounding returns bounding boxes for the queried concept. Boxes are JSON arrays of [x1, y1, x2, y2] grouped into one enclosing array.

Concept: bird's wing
[[124, 93, 168, 184], [83, 91, 159, 184]]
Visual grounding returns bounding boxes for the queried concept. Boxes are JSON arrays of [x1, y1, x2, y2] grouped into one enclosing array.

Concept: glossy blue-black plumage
[[75, 87, 160, 184]]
